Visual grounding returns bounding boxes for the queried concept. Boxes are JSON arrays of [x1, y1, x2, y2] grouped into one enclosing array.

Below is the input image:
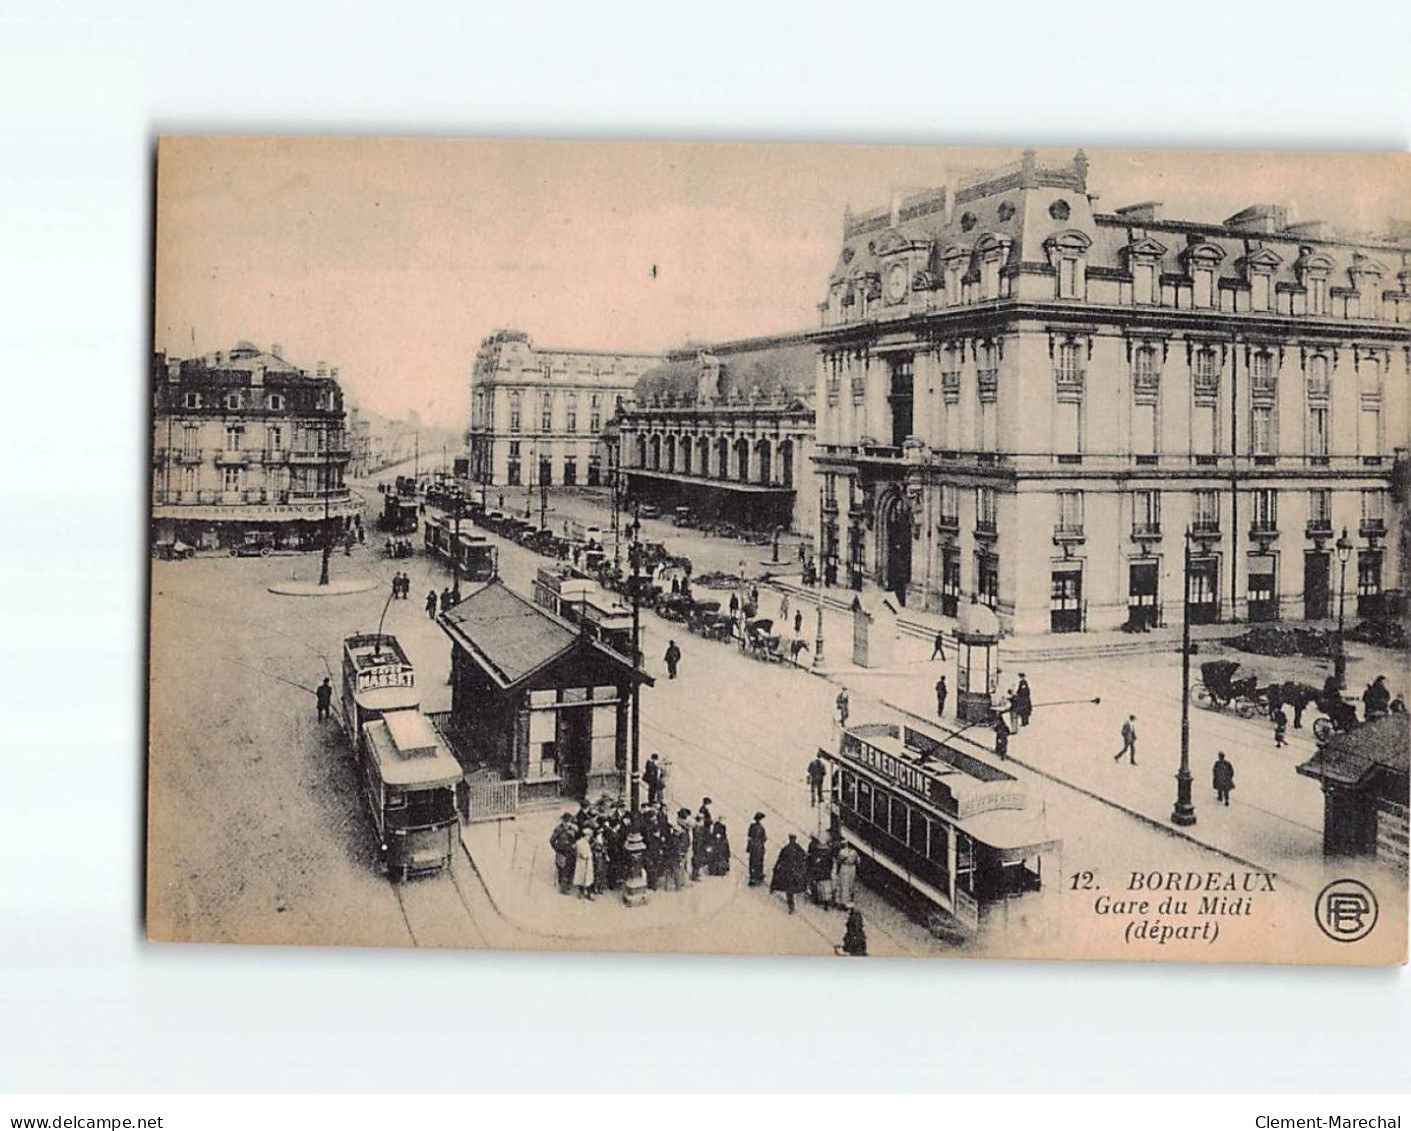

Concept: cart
[[1193, 660, 1263, 719]]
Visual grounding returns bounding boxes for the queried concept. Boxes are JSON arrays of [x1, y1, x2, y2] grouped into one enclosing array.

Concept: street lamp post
[[318, 422, 333, 586], [1171, 527, 1197, 827], [539, 458, 548, 530], [622, 501, 648, 907], [1334, 527, 1352, 690], [450, 493, 462, 602], [813, 487, 826, 669]]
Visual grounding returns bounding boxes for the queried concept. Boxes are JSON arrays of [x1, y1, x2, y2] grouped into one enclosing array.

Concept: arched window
[[649, 434, 661, 470], [509, 391, 521, 433], [565, 392, 578, 433], [779, 440, 793, 488], [664, 434, 676, 473], [697, 435, 711, 477], [756, 438, 772, 484], [635, 434, 646, 468], [717, 436, 729, 480], [735, 438, 749, 481], [681, 436, 693, 475]]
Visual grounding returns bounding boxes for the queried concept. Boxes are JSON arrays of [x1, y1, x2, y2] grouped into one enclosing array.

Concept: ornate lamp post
[[1334, 527, 1352, 690], [1171, 527, 1197, 827]]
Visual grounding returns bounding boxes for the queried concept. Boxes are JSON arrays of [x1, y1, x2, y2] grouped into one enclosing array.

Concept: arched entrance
[[880, 490, 913, 605]]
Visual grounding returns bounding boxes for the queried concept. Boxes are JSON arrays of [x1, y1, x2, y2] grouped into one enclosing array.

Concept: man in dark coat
[[1212, 752, 1235, 806], [1014, 675, 1033, 727], [746, 813, 768, 886], [663, 639, 682, 680], [426, 589, 438, 619], [807, 755, 827, 806], [1365, 676, 1391, 721], [643, 753, 662, 806], [315, 676, 333, 722], [641, 809, 664, 890], [770, 834, 809, 913], [549, 813, 579, 894], [842, 905, 868, 956], [935, 675, 948, 720], [729, 592, 740, 616], [993, 714, 1011, 760], [806, 836, 835, 907], [773, 834, 807, 913], [690, 814, 709, 881], [930, 630, 946, 662]]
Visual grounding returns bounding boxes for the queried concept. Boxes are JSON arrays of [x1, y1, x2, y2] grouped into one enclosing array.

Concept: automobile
[[152, 540, 195, 561], [672, 506, 693, 527], [637, 504, 660, 519], [229, 531, 277, 557]]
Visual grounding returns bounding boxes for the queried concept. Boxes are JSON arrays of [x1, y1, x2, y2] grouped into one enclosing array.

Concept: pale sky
[[154, 138, 1408, 429]]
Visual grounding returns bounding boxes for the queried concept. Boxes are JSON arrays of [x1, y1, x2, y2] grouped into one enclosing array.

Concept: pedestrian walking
[[729, 592, 740, 616], [807, 754, 827, 806], [841, 905, 868, 956], [390, 576, 401, 603], [770, 833, 808, 914], [930, 629, 946, 662], [993, 713, 1010, 760], [643, 753, 663, 806], [1014, 674, 1033, 727], [834, 841, 859, 906], [709, 818, 731, 876], [807, 836, 835, 908], [794, 610, 803, 636], [426, 590, 438, 619], [549, 813, 578, 895], [1272, 705, 1288, 748], [1115, 715, 1137, 765], [440, 587, 452, 613], [780, 592, 790, 623], [935, 674, 948, 719], [663, 639, 682, 680], [315, 676, 333, 721], [573, 829, 596, 899], [836, 688, 850, 728], [1212, 752, 1235, 805], [699, 796, 714, 827], [746, 812, 768, 886]]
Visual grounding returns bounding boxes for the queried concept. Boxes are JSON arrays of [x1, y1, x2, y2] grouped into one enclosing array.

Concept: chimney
[[316, 361, 327, 377], [166, 360, 181, 383], [271, 343, 283, 358], [1224, 204, 1287, 234], [1115, 202, 1163, 224]]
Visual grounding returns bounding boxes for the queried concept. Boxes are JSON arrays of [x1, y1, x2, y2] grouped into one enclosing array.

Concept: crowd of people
[[768, 829, 866, 955]]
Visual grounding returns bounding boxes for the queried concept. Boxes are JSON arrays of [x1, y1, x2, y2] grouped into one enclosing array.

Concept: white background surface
[[1, 0, 1408, 1095]]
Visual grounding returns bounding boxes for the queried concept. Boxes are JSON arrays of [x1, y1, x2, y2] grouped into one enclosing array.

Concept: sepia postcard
[[148, 136, 1410, 964]]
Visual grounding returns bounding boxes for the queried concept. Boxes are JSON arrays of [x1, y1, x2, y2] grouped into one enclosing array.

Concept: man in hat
[[549, 812, 579, 894], [930, 629, 946, 662], [1013, 674, 1032, 728], [315, 676, 333, 722], [699, 797, 714, 827], [1212, 751, 1235, 806], [807, 754, 827, 806], [1115, 715, 1138, 765], [746, 812, 768, 886], [935, 674, 948, 720], [770, 833, 809, 914], [841, 905, 868, 956], [643, 753, 663, 806], [663, 639, 682, 681]]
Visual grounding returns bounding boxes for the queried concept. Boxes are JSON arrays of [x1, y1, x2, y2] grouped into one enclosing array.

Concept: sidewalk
[[460, 810, 742, 942], [834, 656, 1339, 891]]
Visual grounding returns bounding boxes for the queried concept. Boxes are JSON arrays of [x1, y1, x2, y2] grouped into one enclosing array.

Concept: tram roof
[[363, 713, 463, 788]]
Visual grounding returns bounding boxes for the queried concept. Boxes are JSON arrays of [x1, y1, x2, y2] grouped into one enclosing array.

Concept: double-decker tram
[[340, 633, 461, 879], [822, 722, 1061, 944]]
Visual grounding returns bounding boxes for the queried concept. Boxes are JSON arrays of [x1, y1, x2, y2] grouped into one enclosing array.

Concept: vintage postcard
[[148, 136, 1409, 963]]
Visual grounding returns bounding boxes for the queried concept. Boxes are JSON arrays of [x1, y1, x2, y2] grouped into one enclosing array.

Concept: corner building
[[813, 150, 1410, 635], [467, 330, 659, 490]]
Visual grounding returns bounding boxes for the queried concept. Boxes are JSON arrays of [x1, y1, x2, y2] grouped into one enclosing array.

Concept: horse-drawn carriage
[[1193, 660, 1265, 718], [657, 592, 694, 623], [742, 618, 782, 662]]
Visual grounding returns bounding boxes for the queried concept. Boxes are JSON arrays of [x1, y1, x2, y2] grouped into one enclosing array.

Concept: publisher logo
[[1315, 879, 1379, 943]]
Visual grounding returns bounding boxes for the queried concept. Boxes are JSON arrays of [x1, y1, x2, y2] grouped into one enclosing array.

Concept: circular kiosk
[[954, 598, 1001, 724]]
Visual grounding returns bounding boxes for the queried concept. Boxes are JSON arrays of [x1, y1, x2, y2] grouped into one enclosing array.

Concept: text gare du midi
[[1075, 869, 1279, 945]]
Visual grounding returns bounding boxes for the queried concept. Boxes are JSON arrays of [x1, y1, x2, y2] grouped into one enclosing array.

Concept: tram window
[[909, 811, 928, 856], [841, 771, 857, 812], [889, 796, 908, 842], [873, 792, 889, 830], [928, 823, 949, 868], [856, 779, 873, 823], [384, 788, 406, 810]]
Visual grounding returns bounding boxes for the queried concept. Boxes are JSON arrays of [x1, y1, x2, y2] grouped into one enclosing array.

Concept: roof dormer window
[[1044, 230, 1091, 301], [1296, 249, 1334, 316], [225, 392, 242, 411], [1240, 247, 1281, 313], [1183, 243, 1226, 309]]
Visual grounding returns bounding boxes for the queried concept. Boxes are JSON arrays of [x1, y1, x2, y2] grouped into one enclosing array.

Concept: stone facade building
[[150, 341, 359, 551], [467, 329, 659, 490], [812, 150, 1410, 635], [616, 332, 818, 536]]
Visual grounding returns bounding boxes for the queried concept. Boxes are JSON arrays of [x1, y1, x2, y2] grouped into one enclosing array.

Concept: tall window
[[1308, 488, 1331, 529], [1361, 489, 1387, 529], [1251, 406, 1274, 456], [509, 391, 521, 433], [976, 487, 997, 533], [540, 395, 553, 433], [1309, 276, 1328, 316], [266, 425, 282, 452], [1251, 273, 1272, 312], [1132, 345, 1160, 456], [889, 356, 914, 449], [507, 440, 521, 486], [1193, 489, 1219, 532], [982, 258, 1001, 300], [1133, 262, 1156, 305], [938, 483, 959, 525], [589, 395, 601, 433], [225, 425, 243, 451], [1191, 348, 1219, 456], [976, 342, 999, 452], [1132, 490, 1161, 535], [565, 393, 578, 433], [1056, 490, 1084, 535], [1252, 488, 1278, 533], [1193, 268, 1214, 308], [181, 424, 199, 456], [1359, 356, 1383, 458], [221, 466, 242, 493], [1308, 404, 1330, 458], [1059, 258, 1079, 299], [181, 465, 199, 494]]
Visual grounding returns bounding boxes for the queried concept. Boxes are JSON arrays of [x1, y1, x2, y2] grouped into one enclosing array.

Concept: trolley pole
[[1172, 527, 1197, 827]]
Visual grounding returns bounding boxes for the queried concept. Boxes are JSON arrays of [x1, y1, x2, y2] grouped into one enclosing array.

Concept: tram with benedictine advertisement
[[821, 721, 1061, 944]]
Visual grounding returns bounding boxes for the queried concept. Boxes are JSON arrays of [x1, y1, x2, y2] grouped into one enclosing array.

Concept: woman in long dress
[[833, 842, 859, 907]]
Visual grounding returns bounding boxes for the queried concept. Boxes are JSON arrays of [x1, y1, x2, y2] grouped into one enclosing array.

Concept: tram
[[340, 634, 419, 754], [340, 632, 461, 880], [423, 514, 499, 581], [821, 722, 1061, 944], [360, 708, 462, 880], [532, 565, 635, 658], [380, 491, 419, 534]]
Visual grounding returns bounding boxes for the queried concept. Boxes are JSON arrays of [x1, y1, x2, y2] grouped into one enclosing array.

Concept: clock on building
[[886, 262, 909, 303]]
